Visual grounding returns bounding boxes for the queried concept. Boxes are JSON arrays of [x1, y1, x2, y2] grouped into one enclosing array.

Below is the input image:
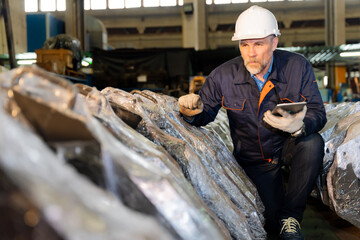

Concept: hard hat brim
[[232, 33, 281, 41]]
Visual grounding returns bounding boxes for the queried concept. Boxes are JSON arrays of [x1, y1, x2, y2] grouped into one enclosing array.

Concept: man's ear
[[272, 37, 278, 51]]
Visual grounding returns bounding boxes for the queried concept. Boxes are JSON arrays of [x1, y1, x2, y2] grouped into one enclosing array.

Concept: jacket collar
[[233, 50, 287, 85]]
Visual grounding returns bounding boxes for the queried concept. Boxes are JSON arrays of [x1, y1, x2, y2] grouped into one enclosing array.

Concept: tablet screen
[[272, 102, 307, 115]]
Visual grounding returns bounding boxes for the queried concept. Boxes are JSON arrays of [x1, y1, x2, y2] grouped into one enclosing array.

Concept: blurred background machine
[[35, 34, 85, 79], [189, 75, 206, 94]]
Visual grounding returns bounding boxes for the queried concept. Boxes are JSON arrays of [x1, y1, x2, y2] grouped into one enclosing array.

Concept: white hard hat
[[232, 5, 281, 41]]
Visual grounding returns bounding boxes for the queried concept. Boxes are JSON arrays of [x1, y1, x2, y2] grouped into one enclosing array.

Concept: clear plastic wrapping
[[326, 119, 360, 228], [0, 89, 173, 240], [102, 88, 266, 239], [13, 66, 360, 239], [76, 84, 229, 240], [203, 107, 234, 153], [315, 102, 360, 228], [1, 66, 236, 240]]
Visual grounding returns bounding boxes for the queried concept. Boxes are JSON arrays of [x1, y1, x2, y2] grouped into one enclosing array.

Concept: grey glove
[[263, 105, 307, 134], [178, 93, 203, 117]]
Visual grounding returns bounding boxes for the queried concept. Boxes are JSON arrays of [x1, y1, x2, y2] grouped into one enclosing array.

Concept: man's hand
[[178, 93, 204, 117], [263, 105, 307, 134]]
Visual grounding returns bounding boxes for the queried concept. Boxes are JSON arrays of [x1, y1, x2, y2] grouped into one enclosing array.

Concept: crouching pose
[[179, 5, 326, 240]]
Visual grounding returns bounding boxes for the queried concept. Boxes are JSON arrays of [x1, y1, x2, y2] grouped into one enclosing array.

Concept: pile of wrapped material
[[0, 66, 265, 240], [317, 102, 360, 229]]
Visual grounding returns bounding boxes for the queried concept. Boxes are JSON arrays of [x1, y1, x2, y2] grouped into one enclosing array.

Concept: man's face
[[239, 36, 278, 76]]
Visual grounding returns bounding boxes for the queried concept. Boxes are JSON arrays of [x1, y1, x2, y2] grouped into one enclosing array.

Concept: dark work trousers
[[242, 133, 324, 233]]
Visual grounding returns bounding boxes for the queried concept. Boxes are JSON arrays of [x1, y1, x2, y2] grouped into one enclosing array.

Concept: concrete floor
[[302, 197, 360, 240]]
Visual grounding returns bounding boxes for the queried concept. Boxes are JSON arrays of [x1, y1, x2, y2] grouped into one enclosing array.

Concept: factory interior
[[0, 0, 360, 239]]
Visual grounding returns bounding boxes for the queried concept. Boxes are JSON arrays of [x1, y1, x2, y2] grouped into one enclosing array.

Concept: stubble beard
[[244, 58, 269, 75]]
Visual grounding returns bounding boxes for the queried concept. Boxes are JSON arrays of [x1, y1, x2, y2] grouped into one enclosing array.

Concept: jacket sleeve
[[187, 73, 223, 127], [301, 60, 327, 135]]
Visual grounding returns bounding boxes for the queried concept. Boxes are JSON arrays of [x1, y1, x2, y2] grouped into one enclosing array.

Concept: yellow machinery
[[189, 76, 206, 94]]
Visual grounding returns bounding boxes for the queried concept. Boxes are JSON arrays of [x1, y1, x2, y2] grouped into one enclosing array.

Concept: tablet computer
[[272, 102, 307, 115]]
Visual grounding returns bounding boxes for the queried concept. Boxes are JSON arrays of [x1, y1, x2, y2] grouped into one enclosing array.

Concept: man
[[178, 5, 326, 240]]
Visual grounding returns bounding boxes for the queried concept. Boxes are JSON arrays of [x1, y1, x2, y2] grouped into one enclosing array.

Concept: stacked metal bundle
[[0, 67, 173, 240], [0, 67, 266, 240], [102, 88, 266, 239], [317, 102, 360, 228], [315, 102, 360, 202], [203, 108, 234, 153]]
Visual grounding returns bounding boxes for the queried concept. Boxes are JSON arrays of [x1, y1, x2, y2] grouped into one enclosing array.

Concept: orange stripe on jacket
[[299, 93, 306, 101], [257, 81, 275, 162], [258, 81, 275, 109]]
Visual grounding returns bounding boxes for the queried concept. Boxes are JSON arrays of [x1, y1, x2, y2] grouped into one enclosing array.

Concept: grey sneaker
[[279, 217, 304, 240]]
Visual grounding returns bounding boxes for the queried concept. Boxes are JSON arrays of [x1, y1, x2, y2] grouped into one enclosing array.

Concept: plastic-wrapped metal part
[[203, 107, 234, 153], [1, 67, 180, 239], [326, 119, 360, 229], [0, 88, 173, 240], [320, 102, 360, 143], [140, 90, 263, 210], [316, 102, 360, 203], [102, 88, 266, 240], [75, 84, 230, 240], [139, 90, 266, 238], [5, 66, 249, 240], [102, 87, 234, 239], [0, 168, 64, 240]]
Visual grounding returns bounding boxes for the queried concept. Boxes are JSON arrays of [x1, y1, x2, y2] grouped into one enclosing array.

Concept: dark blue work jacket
[[191, 49, 327, 165]]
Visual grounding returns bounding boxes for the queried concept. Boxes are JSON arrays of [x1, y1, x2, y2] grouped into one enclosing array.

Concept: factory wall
[[1, 0, 359, 55], [82, 0, 360, 50], [26, 13, 65, 52]]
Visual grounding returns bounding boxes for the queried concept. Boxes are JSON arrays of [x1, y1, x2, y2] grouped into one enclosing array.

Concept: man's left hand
[[263, 106, 307, 133]]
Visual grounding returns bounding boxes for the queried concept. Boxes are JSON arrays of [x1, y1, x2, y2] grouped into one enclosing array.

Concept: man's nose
[[249, 46, 257, 57]]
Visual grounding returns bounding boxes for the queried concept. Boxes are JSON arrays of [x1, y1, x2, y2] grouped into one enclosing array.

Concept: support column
[[282, 19, 293, 47], [325, 0, 346, 95], [182, 0, 207, 50], [0, 0, 26, 58], [325, 0, 345, 46], [65, 0, 85, 51], [1, 0, 16, 68]]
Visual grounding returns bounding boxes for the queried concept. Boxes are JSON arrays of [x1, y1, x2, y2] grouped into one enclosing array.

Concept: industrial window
[[90, 0, 107, 10], [25, 0, 65, 12], [160, 0, 177, 6], [24, 0, 185, 11], [40, 0, 56, 11], [84, 0, 107, 10], [25, 0, 38, 12], [144, 0, 177, 6], [125, 0, 141, 8], [213, 0, 231, 4], [84, 0, 90, 10], [24, 0, 185, 12], [28, 0, 320, 12], [206, 0, 308, 4], [143, 0, 160, 7], [84, 0, 89, 10], [57, 0, 66, 11], [231, 0, 248, 3], [108, 0, 125, 9]]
